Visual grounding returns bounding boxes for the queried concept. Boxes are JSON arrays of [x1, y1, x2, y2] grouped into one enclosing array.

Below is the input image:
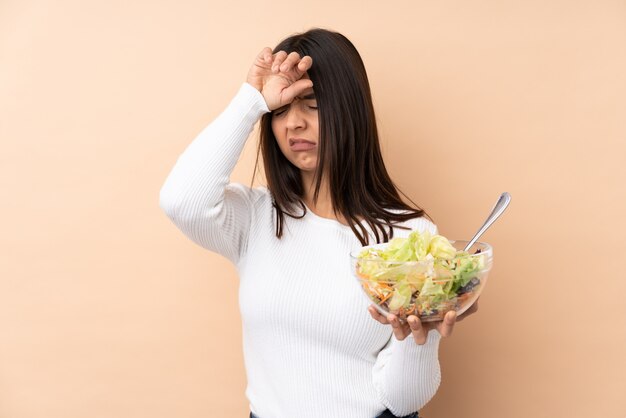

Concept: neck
[[301, 171, 342, 223]]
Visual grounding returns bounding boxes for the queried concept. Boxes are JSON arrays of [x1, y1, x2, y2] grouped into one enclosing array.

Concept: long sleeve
[[371, 219, 442, 415], [372, 331, 442, 416], [159, 83, 270, 264]]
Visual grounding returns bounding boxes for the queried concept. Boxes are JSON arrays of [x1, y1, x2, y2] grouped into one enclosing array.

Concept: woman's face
[[271, 81, 319, 174]]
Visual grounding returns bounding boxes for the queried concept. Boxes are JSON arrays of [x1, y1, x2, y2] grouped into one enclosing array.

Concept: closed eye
[[273, 107, 288, 117], [272, 101, 317, 117]]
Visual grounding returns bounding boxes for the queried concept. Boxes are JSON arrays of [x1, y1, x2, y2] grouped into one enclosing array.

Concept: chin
[[290, 158, 318, 173], [296, 164, 318, 173]]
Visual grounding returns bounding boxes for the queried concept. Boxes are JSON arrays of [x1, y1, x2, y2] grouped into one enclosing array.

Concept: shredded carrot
[[378, 291, 393, 303]]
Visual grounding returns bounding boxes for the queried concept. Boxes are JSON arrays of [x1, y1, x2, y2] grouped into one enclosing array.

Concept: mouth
[[289, 138, 317, 152], [289, 138, 316, 146]]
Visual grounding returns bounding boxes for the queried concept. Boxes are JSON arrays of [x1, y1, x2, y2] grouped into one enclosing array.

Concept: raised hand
[[246, 47, 314, 111]]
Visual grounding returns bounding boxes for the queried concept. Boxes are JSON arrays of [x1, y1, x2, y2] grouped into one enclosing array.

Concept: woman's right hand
[[246, 47, 313, 111]]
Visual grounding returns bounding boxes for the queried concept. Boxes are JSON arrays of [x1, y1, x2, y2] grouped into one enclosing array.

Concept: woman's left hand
[[367, 299, 479, 345]]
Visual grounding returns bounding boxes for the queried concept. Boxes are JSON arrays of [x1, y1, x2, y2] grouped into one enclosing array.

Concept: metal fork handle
[[463, 192, 511, 252]]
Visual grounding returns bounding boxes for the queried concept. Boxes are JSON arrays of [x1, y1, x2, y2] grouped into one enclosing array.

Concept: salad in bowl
[[350, 230, 493, 322]]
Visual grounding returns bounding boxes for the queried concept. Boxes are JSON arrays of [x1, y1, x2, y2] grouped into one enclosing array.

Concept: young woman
[[160, 28, 476, 418]]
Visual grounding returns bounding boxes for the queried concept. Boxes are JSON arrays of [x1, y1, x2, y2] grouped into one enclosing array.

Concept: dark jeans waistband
[[250, 409, 419, 418]]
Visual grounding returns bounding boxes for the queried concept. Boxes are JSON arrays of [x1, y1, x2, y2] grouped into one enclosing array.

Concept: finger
[[279, 78, 314, 104], [438, 311, 457, 337], [408, 315, 428, 345], [279, 51, 302, 73], [272, 51, 288, 73], [296, 55, 313, 73], [387, 314, 408, 341], [257, 47, 273, 64], [368, 305, 390, 324]]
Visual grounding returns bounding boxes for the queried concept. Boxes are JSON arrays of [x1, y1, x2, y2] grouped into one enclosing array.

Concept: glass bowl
[[350, 240, 493, 322]]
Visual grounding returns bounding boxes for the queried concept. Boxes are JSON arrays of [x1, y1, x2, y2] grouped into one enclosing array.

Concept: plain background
[[1, 1, 625, 417]]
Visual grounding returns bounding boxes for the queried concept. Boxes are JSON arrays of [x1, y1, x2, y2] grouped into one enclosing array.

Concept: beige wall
[[1, 1, 625, 417]]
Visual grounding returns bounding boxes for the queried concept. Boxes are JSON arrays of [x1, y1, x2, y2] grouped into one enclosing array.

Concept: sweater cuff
[[235, 82, 270, 119]]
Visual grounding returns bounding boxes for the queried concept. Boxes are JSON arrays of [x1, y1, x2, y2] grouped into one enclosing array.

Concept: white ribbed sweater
[[159, 83, 442, 418]]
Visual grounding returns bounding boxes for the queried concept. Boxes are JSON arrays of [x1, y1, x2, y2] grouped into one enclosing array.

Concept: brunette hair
[[253, 28, 428, 246]]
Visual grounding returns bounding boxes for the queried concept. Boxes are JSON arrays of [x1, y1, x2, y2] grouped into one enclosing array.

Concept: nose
[[285, 105, 306, 130]]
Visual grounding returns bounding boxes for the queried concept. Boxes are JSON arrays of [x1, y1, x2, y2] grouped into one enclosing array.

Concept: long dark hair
[[252, 28, 428, 246]]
